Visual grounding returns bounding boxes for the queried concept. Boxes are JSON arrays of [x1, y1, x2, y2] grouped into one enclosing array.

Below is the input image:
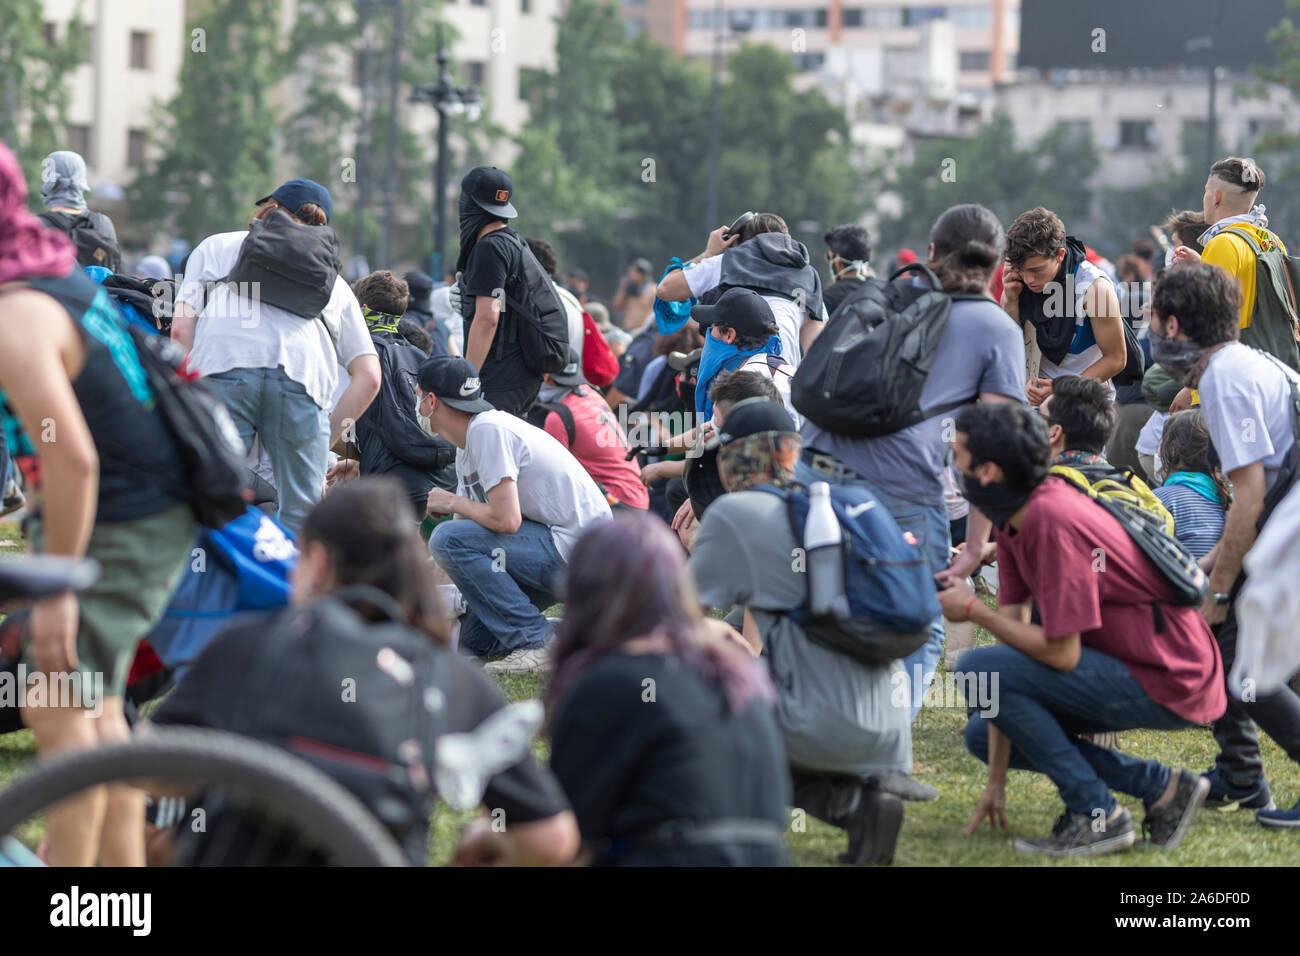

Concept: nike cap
[[415, 356, 495, 414]]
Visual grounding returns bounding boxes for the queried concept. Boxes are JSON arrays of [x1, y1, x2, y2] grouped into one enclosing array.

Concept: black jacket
[[356, 331, 457, 512]]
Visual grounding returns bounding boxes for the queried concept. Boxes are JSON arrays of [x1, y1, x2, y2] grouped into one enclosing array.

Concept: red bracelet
[[964, 596, 978, 622]]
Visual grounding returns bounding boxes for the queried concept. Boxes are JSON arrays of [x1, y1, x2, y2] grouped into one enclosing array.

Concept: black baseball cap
[[717, 398, 797, 445], [692, 287, 778, 339], [550, 348, 587, 387], [415, 356, 495, 414], [461, 165, 517, 218], [255, 178, 334, 223]]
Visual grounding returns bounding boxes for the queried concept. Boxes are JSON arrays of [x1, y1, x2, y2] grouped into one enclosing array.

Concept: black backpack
[[239, 588, 445, 862], [792, 264, 983, 438], [224, 209, 342, 319], [125, 325, 251, 528], [494, 230, 570, 375], [102, 273, 177, 333], [38, 210, 121, 273], [526, 399, 577, 447]]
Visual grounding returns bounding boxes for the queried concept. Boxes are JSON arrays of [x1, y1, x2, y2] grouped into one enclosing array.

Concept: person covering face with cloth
[[454, 166, 542, 417], [940, 402, 1224, 858], [691, 288, 783, 423]]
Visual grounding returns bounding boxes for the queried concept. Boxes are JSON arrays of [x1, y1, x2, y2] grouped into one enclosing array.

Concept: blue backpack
[[145, 507, 297, 681], [756, 483, 938, 667]]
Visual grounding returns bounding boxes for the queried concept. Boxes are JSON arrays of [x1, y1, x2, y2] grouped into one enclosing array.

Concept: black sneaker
[[839, 787, 904, 866], [1143, 770, 1210, 849], [1202, 766, 1275, 811], [1014, 807, 1136, 858]]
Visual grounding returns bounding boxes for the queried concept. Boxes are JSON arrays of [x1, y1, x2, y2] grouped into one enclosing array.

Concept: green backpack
[[1223, 227, 1300, 372]]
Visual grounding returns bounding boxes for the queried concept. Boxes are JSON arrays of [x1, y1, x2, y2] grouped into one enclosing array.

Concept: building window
[[1118, 119, 1156, 150], [522, 0, 531, 10], [843, 8, 862, 27], [863, 7, 904, 28], [470, 0, 486, 6], [68, 125, 92, 162], [793, 51, 826, 72], [903, 6, 947, 27], [130, 31, 152, 70], [466, 61, 486, 86], [127, 129, 148, 168], [625, 17, 644, 38], [959, 50, 990, 71], [950, 4, 993, 28], [42, 21, 57, 45]]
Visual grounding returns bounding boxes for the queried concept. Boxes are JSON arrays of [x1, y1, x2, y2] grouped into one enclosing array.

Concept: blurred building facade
[[998, 69, 1299, 191], [39, 0, 187, 192], [617, 0, 1021, 150]]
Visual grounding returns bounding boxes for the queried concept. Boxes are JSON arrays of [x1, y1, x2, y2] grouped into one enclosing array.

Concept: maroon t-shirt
[[995, 477, 1226, 725]]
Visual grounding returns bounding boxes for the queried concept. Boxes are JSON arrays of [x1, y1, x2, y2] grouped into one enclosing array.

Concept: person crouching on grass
[[938, 402, 1225, 858]]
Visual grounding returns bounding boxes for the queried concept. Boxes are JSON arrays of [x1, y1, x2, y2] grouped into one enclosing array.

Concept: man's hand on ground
[[964, 782, 1008, 835]]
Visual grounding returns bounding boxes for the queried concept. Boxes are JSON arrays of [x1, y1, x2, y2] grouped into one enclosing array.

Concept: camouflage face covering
[[717, 432, 801, 493]]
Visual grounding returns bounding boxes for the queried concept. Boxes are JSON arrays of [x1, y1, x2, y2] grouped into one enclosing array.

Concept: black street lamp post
[[410, 41, 481, 281]]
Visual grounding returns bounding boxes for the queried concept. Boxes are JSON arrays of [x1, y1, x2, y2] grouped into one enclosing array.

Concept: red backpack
[[581, 309, 621, 387]]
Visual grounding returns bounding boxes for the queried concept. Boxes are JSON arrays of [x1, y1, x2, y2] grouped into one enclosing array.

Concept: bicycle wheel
[[0, 728, 408, 866]]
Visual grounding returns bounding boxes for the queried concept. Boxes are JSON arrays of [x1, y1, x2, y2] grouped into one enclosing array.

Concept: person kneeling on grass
[[939, 402, 1226, 858], [418, 356, 612, 674], [547, 514, 791, 866]]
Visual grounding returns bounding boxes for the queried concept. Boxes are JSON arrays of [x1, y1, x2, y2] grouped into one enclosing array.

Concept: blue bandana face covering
[[1163, 470, 1222, 504], [694, 332, 782, 420]]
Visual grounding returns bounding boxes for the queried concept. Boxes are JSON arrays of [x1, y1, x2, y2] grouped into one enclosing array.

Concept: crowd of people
[[1, 136, 1299, 867]]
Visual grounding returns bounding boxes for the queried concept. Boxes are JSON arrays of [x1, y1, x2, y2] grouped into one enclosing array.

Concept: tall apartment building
[[39, 0, 187, 191], [36, 0, 557, 191], [618, 0, 1019, 145]]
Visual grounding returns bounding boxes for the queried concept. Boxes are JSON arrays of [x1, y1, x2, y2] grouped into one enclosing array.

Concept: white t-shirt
[[179, 230, 376, 409], [1198, 343, 1300, 490], [554, 282, 586, 360], [737, 352, 800, 428], [684, 255, 826, 368], [456, 410, 612, 561]]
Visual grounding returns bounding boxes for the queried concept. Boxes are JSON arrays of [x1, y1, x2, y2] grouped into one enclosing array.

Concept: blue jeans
[[958, 644, 1192, 817], [430, 518, 564, 657], [205, 367, 330, 535], [795, 461, 948, 723]]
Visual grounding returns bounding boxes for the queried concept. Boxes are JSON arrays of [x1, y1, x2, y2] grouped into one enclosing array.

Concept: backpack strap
[[1221, 226, 1266, 256], [545, 401, 577, 448]]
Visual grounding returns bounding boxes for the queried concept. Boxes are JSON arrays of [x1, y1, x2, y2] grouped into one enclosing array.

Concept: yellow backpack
[[1049, 463, 1175, 537]]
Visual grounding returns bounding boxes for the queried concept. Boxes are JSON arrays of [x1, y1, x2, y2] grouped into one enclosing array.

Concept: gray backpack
[[225, 209, 342, 318]]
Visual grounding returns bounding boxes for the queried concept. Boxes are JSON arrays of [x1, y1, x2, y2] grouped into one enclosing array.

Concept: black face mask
[[958, 471, 1035, 530], [456, 192, 502, 274]]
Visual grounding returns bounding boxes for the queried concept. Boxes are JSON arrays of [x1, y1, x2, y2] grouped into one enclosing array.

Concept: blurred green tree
[[0, 1, 88, 201]]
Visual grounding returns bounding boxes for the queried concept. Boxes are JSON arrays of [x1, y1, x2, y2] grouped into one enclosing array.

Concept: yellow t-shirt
[[1200, 223, 1286, 329], [1190, 224, 1287, 404]]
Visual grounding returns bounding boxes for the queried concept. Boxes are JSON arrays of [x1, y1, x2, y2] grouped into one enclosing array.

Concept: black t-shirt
[[459, 228, 538, 392], [0, 270, 184, 522], [549, 652, 791, 866], [822, 276, 867, 318], [152, 613, 571, 862]]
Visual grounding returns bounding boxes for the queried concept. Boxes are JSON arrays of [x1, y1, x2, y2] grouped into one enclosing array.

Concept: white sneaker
[[483, 646, 552, 675]]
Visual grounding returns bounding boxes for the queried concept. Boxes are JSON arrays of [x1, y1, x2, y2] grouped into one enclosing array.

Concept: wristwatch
[[1211, 592, 1231, 606]]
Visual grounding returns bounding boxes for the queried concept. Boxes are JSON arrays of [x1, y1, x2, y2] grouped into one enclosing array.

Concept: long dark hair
[[1159, 409, 1231, 507], [928, 203, 1004, 294], [299, 478, 449, 642], [546, 514, 773, 720]]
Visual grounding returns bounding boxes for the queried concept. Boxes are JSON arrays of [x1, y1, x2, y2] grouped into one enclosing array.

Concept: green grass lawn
[[2, 511, 1297, 866]]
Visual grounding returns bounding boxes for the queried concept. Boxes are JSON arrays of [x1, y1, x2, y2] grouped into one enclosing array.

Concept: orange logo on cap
[[494, 189, 510, 202]]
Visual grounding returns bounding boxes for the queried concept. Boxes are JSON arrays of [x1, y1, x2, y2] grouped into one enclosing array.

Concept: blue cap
[[256, 178, 334, 223]]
